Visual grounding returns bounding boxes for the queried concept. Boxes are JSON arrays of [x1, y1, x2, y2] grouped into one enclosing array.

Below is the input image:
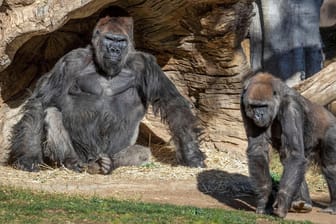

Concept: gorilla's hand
[[87, 154, 113, 175], [177, 140, 206, 168]]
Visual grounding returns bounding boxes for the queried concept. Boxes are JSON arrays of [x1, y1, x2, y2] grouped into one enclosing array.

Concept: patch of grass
[[269, 151, 328, 193], [141, 161, 159, 169], [270, 172, 281, 184], [269, 152, 283, 178], [0, 185, 311, 224]]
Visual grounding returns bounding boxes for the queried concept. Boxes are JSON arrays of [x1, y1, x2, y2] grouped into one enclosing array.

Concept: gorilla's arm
[[241, 102, 273, 214], [34, 48, 93, 105], [8, 48, 92, 171], [139, 54, 205, 168], [273, 98, 307, 218], [246, 133, 273, 214]]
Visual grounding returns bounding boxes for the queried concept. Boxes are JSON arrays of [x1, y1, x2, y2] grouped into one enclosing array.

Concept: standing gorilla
[[7, 7, 205, 174], [241, 72, 336, 217]]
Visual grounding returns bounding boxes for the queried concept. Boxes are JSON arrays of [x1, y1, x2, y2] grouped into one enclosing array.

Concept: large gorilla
[[7, 7, 205, 174], [241, 72, 336, 217]]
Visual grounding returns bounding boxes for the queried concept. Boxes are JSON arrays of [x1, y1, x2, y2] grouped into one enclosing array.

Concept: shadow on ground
[[197, 169, 329, 214], [197, 169, 256, 211]]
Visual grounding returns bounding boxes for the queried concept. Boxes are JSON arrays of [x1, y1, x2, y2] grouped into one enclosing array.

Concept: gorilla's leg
[[279, 154, 312, 213], [273, 153, 307, 218], [273, 149, 306, 217], [43, 107, 83, 171], [87, 145, 151, 174], [291, 179, 313, 213], [320, 126, 336, 214], [8, 99, 44, 171]]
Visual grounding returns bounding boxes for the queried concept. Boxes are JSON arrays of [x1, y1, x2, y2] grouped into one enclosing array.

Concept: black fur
[[8, 12, 205, 174], [241, 72, 336, 217]]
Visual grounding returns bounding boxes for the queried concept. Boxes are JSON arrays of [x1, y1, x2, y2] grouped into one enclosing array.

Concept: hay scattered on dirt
[[0, 142, 254, 197], [0, 141, 327, 198]]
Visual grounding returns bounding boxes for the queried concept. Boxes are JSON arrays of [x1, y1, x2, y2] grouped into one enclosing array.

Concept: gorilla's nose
[[108, 46, 121, 54], [255, 113, 263, 120]]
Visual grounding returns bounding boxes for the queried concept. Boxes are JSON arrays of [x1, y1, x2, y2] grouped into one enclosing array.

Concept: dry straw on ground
[[0, 139, 327, 198]]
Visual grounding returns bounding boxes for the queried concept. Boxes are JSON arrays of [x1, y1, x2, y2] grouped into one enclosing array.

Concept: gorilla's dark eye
[[273, 91, 277, 96], [251, 104, 268, 109], [105, 34, 127, 42], [104, 34, 128, 50], [116, 39, 127, 48]]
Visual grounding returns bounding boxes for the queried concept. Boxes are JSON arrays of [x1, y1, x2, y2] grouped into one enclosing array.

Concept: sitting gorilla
[[7, 7, 205, 174], [241, 72, 336, 217]]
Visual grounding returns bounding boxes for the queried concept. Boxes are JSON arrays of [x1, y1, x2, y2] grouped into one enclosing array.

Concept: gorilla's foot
[[255, 207, 267, 215], [273, 207, 287, 218], [290, 200, 312, 213], [98, 154, 113, 174], [11, 157, 42, 172], [319, 206, 336, 215], [64, 160, 86, 173]]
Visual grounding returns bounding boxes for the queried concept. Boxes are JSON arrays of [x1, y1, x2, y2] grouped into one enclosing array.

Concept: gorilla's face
[[92, 16, 133, 76], [244, 100, 275, 127], [243, 74, 280, 128], [101, 33, 128, 63]]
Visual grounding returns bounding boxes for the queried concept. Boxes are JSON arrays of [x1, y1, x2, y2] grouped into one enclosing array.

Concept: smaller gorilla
[[7, 6, 205, 174], [241, 72, 336, 218]]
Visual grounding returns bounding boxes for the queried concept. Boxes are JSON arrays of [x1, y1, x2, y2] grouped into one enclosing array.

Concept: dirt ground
[[0, 156, 334, 224]]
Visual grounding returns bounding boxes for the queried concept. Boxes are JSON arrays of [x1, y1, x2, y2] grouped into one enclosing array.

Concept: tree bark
[[295, 61, 336, 106]]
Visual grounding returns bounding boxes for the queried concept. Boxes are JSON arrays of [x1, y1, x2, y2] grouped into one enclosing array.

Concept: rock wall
[[0, 0, 253, 155]]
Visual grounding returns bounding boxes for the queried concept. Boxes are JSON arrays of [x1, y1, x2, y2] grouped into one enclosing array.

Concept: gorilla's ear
[[241, 79, 250, 102], [242, 78, 251, 92]]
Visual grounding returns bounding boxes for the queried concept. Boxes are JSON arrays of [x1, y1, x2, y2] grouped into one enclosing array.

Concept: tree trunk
[[250, 0, 324, 82], [295, 61, 336, 106]]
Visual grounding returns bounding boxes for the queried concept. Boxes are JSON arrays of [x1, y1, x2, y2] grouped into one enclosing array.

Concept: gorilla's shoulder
[[126, 51, 158, 71], [129, 50, 156, 60], [62, 47, 93, 61], [56, 47, 93, 71]]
